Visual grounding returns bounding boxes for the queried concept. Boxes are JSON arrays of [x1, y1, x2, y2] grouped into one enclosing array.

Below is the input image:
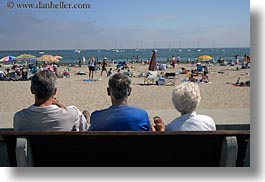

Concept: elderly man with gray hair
[[89, 73, 151, 131], [165, 82, 216, 131], [13, 70, 88, 131]]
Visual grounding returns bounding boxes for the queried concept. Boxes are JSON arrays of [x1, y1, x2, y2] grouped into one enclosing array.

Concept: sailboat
[[112, 40, 119, 53], [178, 42, 182, 52], [211, 41, 215, 51], [136, 41, 143, 52], [168, 41, 171, 52], [74, 49, 81, 53], [196, 40, 201, 52]]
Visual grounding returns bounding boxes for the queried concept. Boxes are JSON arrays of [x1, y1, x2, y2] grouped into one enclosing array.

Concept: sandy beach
[[0, 63, 250, 128]]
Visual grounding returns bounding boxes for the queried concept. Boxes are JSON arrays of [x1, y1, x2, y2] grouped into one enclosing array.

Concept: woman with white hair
[[165, 82, 216, 131]]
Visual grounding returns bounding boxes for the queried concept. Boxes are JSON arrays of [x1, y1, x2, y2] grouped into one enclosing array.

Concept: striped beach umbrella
[[54, 55, 63, 59], [14, 53, 36, 61], [38, 55, 59, 62], [0, 56, 15, 62]]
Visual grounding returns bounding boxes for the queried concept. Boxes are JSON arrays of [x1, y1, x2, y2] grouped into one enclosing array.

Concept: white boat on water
[[38, 51, 45, 54], [112, 49, 120, 53], [74, 49, 81, 53]]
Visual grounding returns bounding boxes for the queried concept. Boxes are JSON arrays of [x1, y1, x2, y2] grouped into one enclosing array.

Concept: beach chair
[[196, 63, 203, 73], [144, 71, 158, 85], [164, 72, 176, 86]]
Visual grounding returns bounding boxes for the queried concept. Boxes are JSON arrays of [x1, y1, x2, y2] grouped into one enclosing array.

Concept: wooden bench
[[0, 129, 250, 167]]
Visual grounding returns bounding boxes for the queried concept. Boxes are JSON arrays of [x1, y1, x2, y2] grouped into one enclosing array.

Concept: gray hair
[[172, 82, 201, 115], [31, 70, 57, 100], [108, 73, 131, 99]]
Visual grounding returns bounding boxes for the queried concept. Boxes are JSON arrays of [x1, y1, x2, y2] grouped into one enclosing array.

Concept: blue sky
[[0, 0, 250, 50]]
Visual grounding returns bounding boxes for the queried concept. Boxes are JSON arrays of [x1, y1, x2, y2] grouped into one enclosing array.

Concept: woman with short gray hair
[[166, 82, 216, 131]]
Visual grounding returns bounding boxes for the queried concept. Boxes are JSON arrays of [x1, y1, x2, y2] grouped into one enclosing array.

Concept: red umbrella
[[148, 50, 157, 71]]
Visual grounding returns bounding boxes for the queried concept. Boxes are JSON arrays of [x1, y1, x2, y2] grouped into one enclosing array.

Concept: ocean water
[[0, 47, 250, 64]]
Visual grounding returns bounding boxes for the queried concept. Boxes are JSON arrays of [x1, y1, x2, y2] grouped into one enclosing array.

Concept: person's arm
[[148, 115, 156, 131], [68, 106, 89, 131]]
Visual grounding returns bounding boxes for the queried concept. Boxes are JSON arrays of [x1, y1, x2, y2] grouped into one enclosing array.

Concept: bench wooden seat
[[0, 130, 250, 167]]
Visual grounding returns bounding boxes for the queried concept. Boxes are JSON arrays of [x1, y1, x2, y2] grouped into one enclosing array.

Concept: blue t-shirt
[[90, 105, 151, 131]]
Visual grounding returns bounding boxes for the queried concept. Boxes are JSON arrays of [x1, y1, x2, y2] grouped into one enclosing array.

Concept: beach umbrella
[[54, 55, 63, 59], [148, 50, 157, 71], [14, 53, 37, 61], [198, 55, 213, 62], [38, 55, 59, 62], [0, 56, 15, 62]]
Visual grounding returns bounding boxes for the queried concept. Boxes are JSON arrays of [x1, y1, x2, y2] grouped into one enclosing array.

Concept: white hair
[[172, 82, 201, 115]]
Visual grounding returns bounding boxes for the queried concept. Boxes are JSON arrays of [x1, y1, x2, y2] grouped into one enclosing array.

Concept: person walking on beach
[[165, 82, 216, 131], [89, 73, 151, 131], [13, 70, 89, 131], [171, 55, 176, 68], [100, 57, 108, 76], [88, 57, 96, 81]]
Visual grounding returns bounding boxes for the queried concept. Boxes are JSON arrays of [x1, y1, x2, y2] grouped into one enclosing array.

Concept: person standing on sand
[[171, 55, 176, 68], [89, 73, 151, 131], [13, 70, 89, 131], [88, 57, 96, 81], [166, 82, 216, 131], [100, 57, 108, 76]]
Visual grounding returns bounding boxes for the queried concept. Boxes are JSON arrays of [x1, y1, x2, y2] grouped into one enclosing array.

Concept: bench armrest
[[219, 136, 238, 167], [16, 137, 33, 167]]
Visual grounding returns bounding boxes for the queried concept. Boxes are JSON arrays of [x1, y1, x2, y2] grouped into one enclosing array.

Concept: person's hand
[[153, 116, 165, 131], [52, 97, 66, 109]]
